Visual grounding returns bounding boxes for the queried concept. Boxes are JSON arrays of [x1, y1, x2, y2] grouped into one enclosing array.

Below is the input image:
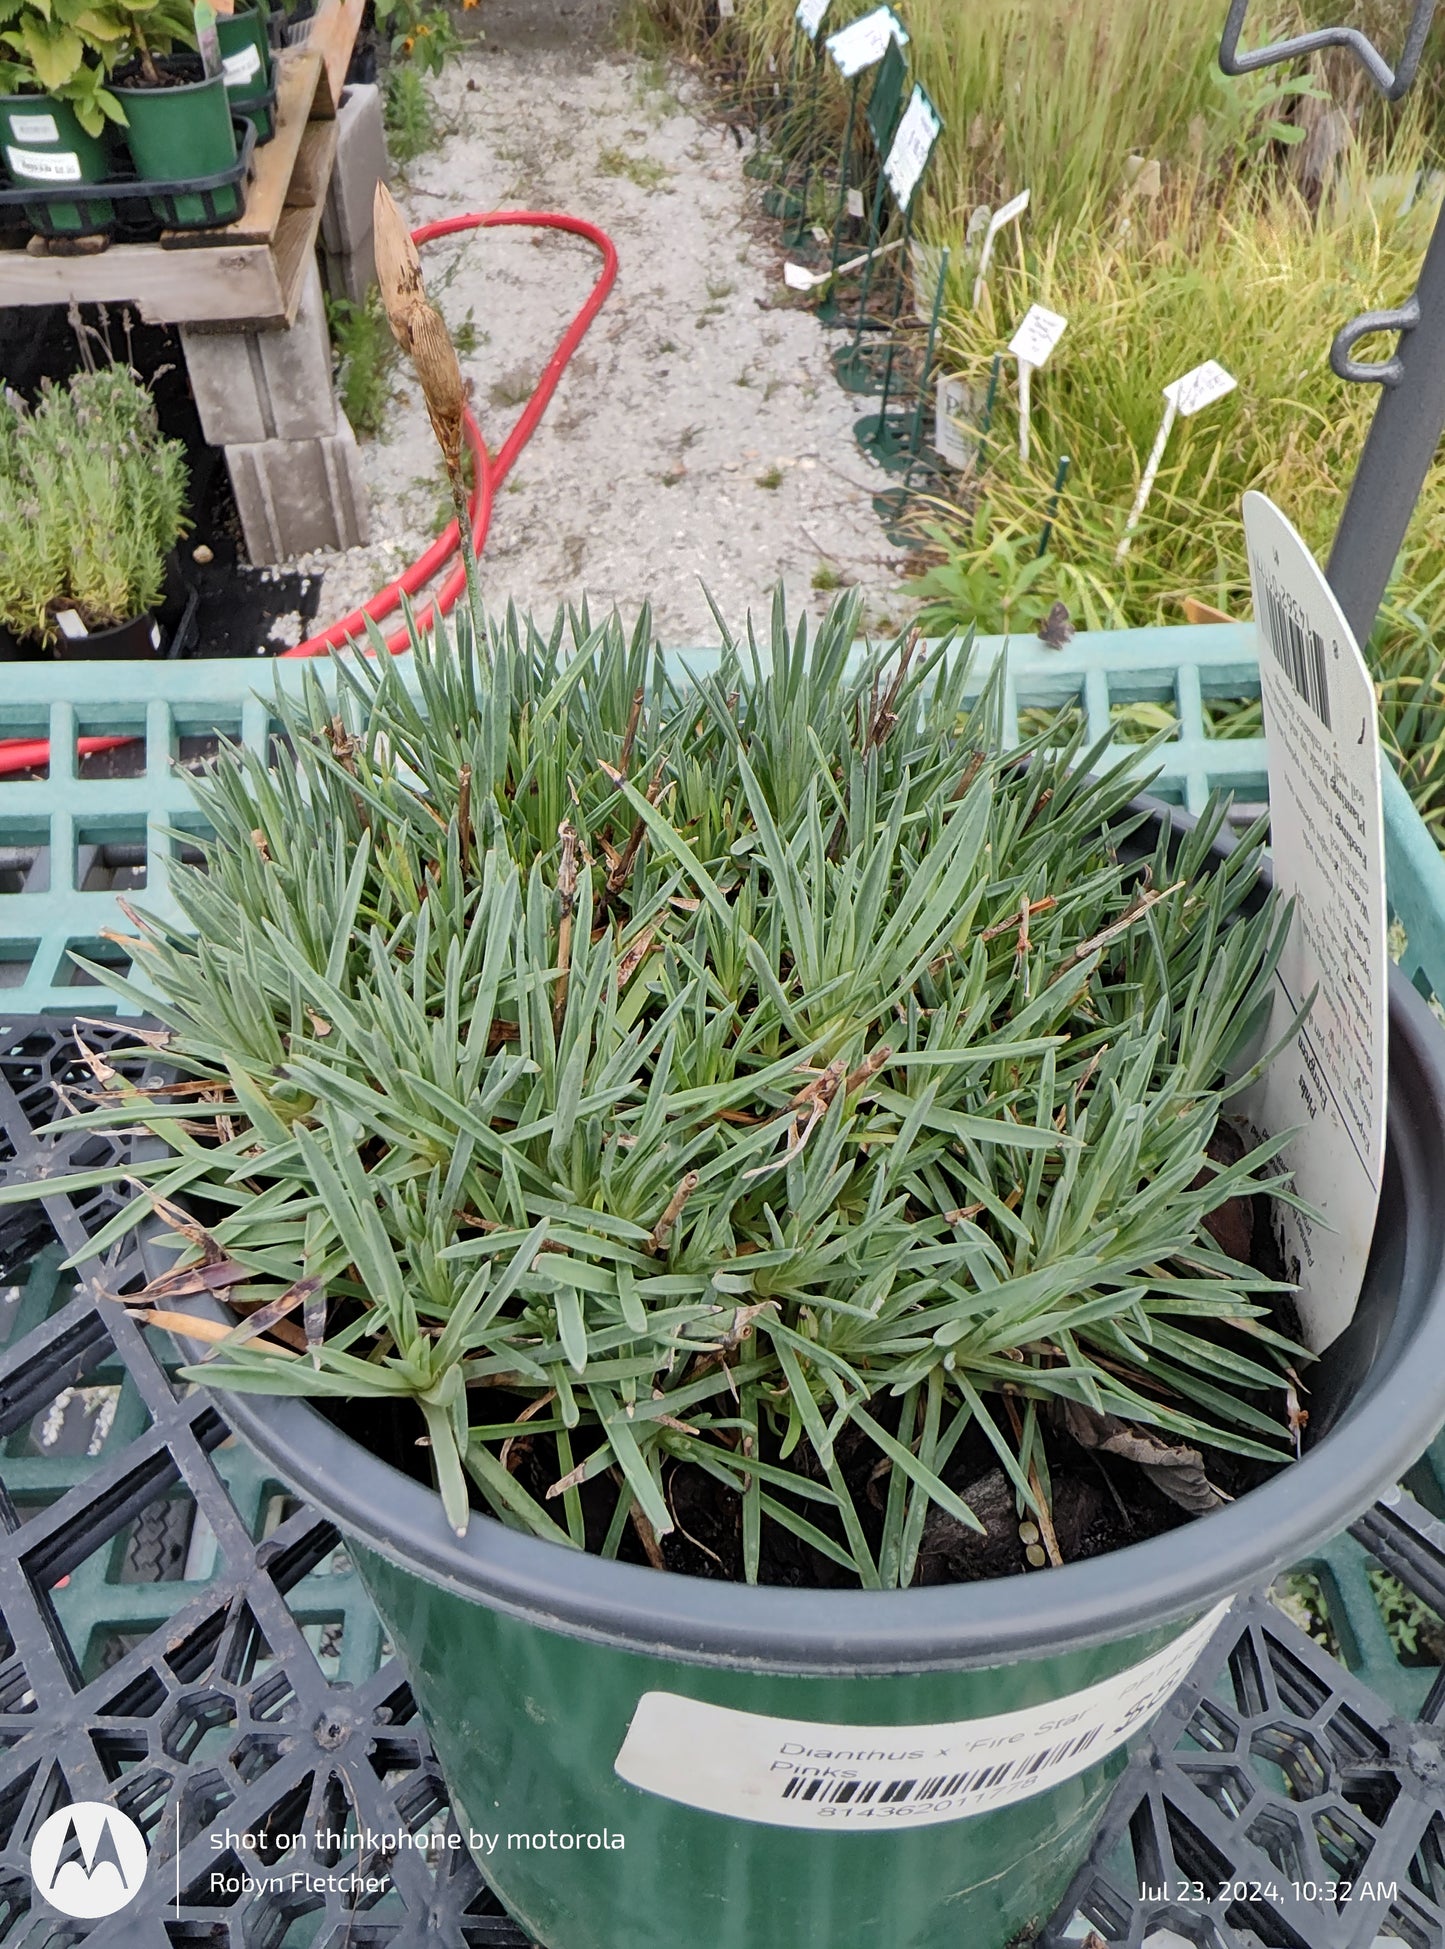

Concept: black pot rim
[[163, 800, 1445, 1675]]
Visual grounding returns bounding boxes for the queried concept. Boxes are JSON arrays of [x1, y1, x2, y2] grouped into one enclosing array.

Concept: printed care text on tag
[[615, 1603, 1228, 1830], [1240, 491, 1387, 1350]]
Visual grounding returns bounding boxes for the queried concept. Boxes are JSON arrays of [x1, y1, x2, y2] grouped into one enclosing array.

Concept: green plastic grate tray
[[2, 623, 1442, 1015], [2, 622, 1444, 1947]]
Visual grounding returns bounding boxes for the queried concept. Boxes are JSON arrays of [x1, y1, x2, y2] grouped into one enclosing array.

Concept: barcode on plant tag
[[614, 1600, 1231, 1831], [1260, 576, 1331, 729], [780, 1726, 1101, 1808]]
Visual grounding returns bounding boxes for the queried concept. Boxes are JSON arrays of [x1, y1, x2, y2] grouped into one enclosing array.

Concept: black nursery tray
[[0, 1012, 1441, 1948], [0, 116, 260, 242]]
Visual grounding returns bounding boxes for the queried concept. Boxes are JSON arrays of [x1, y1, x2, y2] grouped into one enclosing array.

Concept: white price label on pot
[[9, 113, 59, 144], [222, 41, 262, 84], [884, 84, 942, 211], [795, 0, 831, 37], [1008, 303, 1068, 368], [826, 5, 907, 79], [615, 1603, 1230, 1830], [6, 145, 81, 183], [1240, 492, 1387, 1351], [934, 374, 974, 470], [1165, 359, 1236, 417]]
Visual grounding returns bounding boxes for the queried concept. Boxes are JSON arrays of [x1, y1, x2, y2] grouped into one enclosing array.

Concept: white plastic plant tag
[[783, 262, 816, 290], [1239, 492, 1388, 1350], [846, 186, 865, 220], [6, 146, 81, 183], [222, 41, 262, 84], [616, 1602, 1230, 1831], [718, 0, 736, 16], [883, 85, 942, 211], [973, 188, 1029, 306], [1165, 359, 1236, 417], [10, 114, 59, 144], [826, 5, 907, 79], [54, 609, 87, 639], [795, 0, 831, 36], [1008, 304, 1067, 368], [934, 375, 974, 469]]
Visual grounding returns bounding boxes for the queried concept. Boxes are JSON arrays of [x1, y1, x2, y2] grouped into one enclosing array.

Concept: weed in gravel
[[756, 465, 783, 490], [811, 562, 845, 592], [489, 365, 537, 412], [327, 290, 400, 441], [598, 144, 671, 191], [384, 65, 438, 166]]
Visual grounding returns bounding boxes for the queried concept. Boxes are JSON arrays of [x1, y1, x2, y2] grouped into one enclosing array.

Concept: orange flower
[[401, 32, 414, 47]]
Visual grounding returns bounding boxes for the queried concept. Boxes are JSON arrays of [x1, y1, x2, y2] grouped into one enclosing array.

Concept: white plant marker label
[[6, 146, 81, 182], [616, 1602, 1231, 1830], [846, 185, 865, 220], [883, 84, 941, 210], [934, 374, 974, 469], [784, 261, 818, 290], [1117, 359, 1236, 561], [973, 187, 1030, 308], [1239, 492, 1387, 1350], [222, 41, 262, 83], [1007, 305, 1067, 465], [718, 0, 736, 16], [796, 0, 831, 38], [54, 609, 87, 640], [10, 113, 59, 144], [826, 5, 907, 80]]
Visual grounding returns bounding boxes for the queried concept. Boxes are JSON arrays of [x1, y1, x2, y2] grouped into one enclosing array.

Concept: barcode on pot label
[[613, 1601, 1230, 1831], [6, 145, 81, 182], [1258, 574, 1331, 728]]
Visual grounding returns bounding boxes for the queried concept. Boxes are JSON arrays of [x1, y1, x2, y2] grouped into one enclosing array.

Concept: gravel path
[[290, 24, 912, 648]]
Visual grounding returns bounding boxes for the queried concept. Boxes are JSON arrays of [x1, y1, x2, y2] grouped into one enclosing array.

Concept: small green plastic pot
[[0, 91, 114, 234], [111, 66, 240, 226], [216, 7, 274, 141]]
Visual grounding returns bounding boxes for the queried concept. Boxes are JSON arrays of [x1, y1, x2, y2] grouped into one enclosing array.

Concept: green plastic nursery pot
[[112, 67, 240, 226], [0, 92, 113, 233], [174, 812, 1445, 1949], [216, 8, 274, 141]]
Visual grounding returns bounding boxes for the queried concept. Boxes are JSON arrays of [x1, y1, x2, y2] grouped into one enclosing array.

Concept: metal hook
[[1219, 0, 1438, 101], [1331, 298, 1423, 387]]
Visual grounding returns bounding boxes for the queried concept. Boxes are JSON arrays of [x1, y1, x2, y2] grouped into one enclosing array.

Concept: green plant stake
[[1038, 452, 1072, 559]]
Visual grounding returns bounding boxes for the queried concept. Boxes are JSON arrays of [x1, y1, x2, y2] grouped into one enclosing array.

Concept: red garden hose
[[0, 208, 618, 777]]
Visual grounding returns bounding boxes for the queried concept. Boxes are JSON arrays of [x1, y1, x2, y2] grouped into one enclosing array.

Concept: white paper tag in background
[[6, 146, 81, 183], [1239, 491, 1387, 1351], [10, 114, 59, 144], [1008, 304, 1068, 368], [826, 5, 907, 79], [795, 0, 831, 36], [222, 41, 262, 84], [934, 374, 974, 470], [845, 185, 865, 220], [616, 1603, 1230, 1831], [1165, 359, 1237, 417], [884, 84, 942, 211]]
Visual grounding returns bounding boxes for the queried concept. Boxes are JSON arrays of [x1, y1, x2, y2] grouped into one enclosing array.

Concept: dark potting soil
[[326, 1154, 1301, 1592]]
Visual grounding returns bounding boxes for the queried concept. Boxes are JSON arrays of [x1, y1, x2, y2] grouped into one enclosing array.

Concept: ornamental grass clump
[[35, 588, 1310, 1589]]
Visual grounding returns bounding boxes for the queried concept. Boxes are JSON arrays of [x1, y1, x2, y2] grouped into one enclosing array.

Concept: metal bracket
[[1219, 0, 1438, 101], [1331, 296, 1422, 386]]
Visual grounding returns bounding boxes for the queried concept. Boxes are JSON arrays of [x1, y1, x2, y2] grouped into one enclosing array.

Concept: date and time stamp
[[1139, 1878, 1399, 1907]]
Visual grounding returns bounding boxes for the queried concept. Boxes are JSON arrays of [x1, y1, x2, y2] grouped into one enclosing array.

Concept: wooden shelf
[[0, 0, 360, 330]]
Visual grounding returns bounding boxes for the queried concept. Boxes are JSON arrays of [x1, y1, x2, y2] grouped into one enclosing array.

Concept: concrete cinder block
[[321, 230, 376, 308], [225, 412, 371, 564], [322, 83, 388, 258], [181, 257, 338, 446]]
